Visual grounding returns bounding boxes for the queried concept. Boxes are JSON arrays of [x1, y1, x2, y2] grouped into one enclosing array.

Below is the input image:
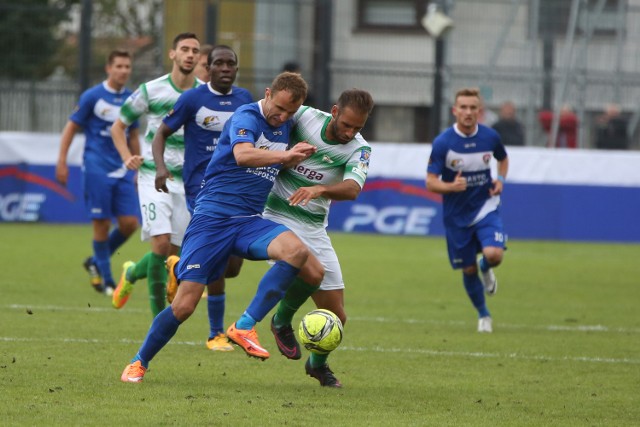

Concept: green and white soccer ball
[[298, 309, 343, 354]]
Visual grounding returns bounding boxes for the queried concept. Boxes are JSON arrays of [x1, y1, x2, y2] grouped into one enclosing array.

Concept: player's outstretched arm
[[233, 141, 316, 168], [152, 123, 175, 193]]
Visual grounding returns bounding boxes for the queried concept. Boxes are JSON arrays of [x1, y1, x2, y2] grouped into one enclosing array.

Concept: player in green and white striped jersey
[[110, 32, 202, 317], [265, 89, 375, 387]]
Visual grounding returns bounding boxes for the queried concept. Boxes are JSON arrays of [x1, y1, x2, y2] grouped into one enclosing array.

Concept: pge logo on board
[[342, 204, 437, 235], [0, 193, 46, 221]]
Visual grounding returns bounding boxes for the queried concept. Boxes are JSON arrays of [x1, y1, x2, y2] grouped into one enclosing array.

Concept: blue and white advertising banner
[[0, 132, 86, 222], [2, 133, 640, 242], [327, 143, 640, 243]]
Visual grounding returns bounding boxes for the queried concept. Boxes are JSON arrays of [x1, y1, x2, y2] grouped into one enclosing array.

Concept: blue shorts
[[445, 210, 506, 269], [177, 213, 289, 285], [83, 171, 139, 220]]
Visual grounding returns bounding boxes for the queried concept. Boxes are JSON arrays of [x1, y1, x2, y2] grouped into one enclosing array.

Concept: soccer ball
[[298, 309, 343, 354]]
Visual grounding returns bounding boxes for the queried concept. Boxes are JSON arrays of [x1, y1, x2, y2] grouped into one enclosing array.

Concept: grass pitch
[[1, 223, 639, 426]]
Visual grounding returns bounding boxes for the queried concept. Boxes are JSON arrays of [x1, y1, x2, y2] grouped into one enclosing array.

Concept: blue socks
[[207, 294, 226, 338], [236, 311, 257, 330], [134, 307, 182, 367], [108, 228, 128, 254], [92, 228, 130, 287], [463, 272, 490, 318], [479, 256, 490, 273], [239, 260, 300, 329], [92, 240, 113, 285]]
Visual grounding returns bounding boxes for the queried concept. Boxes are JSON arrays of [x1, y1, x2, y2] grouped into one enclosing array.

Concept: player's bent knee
[[485, 253, 503, 266], [171, 281, 203, 320], [171, 300, 197, 321], [118, 218, 139, 235], [483, 247, 503, 266], [151, 237, 173, 257], [283, 241, 310, 267], [299, 256, 324, 286], [463, 265, 478, 276], [307, 266, 324, 286]]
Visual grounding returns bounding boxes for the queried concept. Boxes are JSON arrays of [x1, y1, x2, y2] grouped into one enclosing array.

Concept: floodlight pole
[[429, 0, 451, 142], [79, 0, 92, 94], [431, 36, 445, 142]]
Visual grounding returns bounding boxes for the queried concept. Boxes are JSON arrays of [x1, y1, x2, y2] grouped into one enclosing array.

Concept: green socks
[[129, 252, 154, 282], [273, 277, 319, 327], [310, 351, 329, 368], [147, 252, 167, 317], [122, 251, 168, 317]]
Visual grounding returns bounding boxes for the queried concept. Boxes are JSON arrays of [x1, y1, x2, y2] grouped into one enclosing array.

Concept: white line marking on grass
[[350, 316, 640, 334], [1, 336, 638, 365], [5, 304, 640, 334], [338, 346, 640, 365]]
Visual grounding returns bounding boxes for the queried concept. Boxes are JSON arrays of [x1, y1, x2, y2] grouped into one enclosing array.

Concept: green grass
[[1, 223, 639, 426]]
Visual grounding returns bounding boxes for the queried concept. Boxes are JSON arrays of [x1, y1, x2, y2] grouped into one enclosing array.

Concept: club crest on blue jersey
[[450, 159, 464, 169], [483, 153, 491, 164], [203, 115, 220, 128]]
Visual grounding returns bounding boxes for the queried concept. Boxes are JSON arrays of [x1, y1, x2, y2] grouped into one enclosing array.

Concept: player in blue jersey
[[56, 49, 140, 295], [426, 87, 509, 333], [151, 45, 253, 352], [120, 72, 324, 382]]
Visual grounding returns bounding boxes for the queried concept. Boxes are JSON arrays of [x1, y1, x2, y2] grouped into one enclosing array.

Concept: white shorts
[[263, 212, 344, 291], [137, 179, 190, 247]]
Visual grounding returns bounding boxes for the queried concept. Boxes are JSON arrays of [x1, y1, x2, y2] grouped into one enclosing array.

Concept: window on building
[[368, 105, 431, 143], [357, 0, 430, 32], [537, 0, 625, 37]]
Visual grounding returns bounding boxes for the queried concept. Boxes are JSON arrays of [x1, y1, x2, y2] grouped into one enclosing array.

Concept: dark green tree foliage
[[0, 0, 73, 79], [93, 0, 162, 38]]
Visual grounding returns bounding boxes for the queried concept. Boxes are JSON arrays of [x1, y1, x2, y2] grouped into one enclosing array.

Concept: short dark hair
[[208, 44, 237, 66], [107, 49, 131, 65], [337, 89, 375, 115], [271, 72, 308, 104], [282, 61, 300, 73], [200, 44, 214, 58], [172, 32, 199, 49]]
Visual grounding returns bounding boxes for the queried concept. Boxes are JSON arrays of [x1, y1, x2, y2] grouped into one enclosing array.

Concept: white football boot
[[478, 316, 493, 333]]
